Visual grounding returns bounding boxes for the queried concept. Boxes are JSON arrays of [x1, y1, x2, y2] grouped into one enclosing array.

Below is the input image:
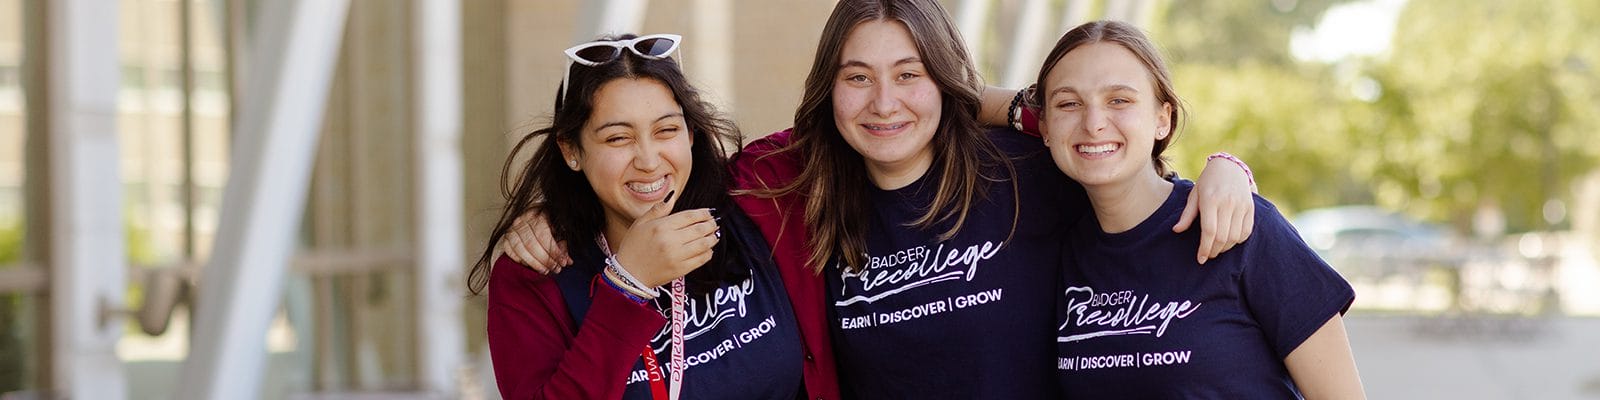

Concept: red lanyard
[[639, 343, 669, 400], [636, 278, 685, 400]]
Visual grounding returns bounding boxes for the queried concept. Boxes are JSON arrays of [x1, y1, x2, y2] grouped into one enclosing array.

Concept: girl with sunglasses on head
[[496, 1, 1258, 399], [468, 33, 803, 400], [1038, 21, 1364, 398]]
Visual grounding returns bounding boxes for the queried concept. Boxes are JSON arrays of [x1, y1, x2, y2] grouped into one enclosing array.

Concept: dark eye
[[898, 72, 919, 81]]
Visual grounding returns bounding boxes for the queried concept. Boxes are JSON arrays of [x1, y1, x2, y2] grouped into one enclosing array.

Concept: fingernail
[[663, 190, 675, 204]]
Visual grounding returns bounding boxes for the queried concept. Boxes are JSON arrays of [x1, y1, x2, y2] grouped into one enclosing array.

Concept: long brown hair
[[755, 0, 1018, 273], [1034, 20, 1185, 177], [468, 34, 747, 295]]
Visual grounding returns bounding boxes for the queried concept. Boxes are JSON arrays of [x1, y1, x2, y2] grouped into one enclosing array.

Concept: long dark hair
[[752, 0, 1019, 273], [468, 34, 747, 295]]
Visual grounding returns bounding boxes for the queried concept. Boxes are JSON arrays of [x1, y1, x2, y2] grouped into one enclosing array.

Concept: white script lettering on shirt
[[834, 240, 1004, 305], [1057, 286, 1201, 343], [650, 274, 757, 343]]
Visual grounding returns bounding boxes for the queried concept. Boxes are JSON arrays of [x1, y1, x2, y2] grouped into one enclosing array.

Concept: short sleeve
[[1236, 198, 1356, 359]]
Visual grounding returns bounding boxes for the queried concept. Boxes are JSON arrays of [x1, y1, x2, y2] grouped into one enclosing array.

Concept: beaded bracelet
[[599, 269, 651, 304], [604, 255, 660, 298], [1205, 152, 1256, 192], [604, 267, 658, 300], [1008, 84, 1041, 135], [1006, 88, 1027, 131]]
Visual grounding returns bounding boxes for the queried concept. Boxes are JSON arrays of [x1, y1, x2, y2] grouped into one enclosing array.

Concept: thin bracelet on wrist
[[605, 255, 660, 297], [599, 270, 651, 304], [1205, 152, 1256, 191], [602, 267, 657, 301], [608, 267, 658, 300]]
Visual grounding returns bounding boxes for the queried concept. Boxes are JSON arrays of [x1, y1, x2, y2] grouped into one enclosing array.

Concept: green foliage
[[1167, 61, 1371, 214], [1158, 0, 1358, 66], [0, 222, 24, 392], [1360, 0, 1600, 231], [1150, 0, 1600, 233], [125, 217, 159, 267], [0, 222, 18, 265]]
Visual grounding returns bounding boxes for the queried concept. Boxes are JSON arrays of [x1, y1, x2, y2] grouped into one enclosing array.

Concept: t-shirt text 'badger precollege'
[[825, 129, 1085, 399]]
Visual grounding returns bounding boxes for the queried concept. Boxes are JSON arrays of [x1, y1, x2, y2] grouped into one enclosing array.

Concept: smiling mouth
[[627, 177, 667, 194], [864, 122, 909, 131], [1076, 143, 1120, 155]]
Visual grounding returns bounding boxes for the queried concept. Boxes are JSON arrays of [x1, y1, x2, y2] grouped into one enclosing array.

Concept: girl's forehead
[[840, 20, 920, 62], [1047, 44, 1155, 91], [583, 78, 685, 132]]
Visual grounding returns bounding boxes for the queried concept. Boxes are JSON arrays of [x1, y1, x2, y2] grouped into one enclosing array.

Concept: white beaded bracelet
[[605, 255, 660, 297]]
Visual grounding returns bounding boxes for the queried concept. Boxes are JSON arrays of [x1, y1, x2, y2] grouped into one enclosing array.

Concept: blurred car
[[1290, 205, 1460, 279]]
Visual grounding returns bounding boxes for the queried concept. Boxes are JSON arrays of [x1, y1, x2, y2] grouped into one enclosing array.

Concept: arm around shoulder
[[486, 256, 667, 399], [729, 129, 801, 191]]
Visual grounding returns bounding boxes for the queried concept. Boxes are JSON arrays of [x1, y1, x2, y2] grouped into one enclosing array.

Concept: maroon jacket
[[729, 129, 839, 400], [486, 129, 839, 400], [486, 255, 667, 399]]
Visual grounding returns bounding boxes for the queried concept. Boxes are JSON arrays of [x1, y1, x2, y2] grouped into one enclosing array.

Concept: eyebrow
[[1047, 84, 1141, 98], [839, 56, 923, 70], [593, 112, 685, 132]]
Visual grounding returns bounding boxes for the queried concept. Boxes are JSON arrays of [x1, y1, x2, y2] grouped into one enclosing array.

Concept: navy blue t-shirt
[[826, 129, 1086, 399], [1055, 180, 1355, 398], [558, 210, 803, 400]]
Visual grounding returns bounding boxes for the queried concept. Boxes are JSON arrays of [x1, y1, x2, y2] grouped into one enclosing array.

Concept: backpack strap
[[551, 243, 606, 329]]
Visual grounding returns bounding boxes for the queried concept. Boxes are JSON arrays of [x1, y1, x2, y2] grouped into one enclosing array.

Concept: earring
[[567, 159, 579, 170]]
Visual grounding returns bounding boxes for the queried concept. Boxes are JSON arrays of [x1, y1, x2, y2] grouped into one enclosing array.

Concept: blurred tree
[[1147, 0, 1364, 215], [1160, 0, 1357, 66], [0, 223, 17, 265], [0, 222, 22, 392], [1146, 0, 1600, 234], [1166, 62, 1369, 213], [1359, 0, 1600, 232]]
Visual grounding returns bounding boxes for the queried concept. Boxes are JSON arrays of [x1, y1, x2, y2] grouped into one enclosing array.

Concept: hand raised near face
[[610, 191, 721, 287]]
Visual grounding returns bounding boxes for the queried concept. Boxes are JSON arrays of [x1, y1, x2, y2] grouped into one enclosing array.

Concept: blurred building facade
[[0, 0, 906, 398], [38, 0, 1589, 398]]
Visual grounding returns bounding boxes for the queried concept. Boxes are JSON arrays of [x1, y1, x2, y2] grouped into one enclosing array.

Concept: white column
[[1001, 0, 1052, 88], [1126, 0, 1156, 27], [47, 0, 126, 398], [1104, 0, 1133, 22], [574, 0, 649, 40], [1104, 0, 1155, 26], [1058, 0, 1093, 33], [955, 0, 993, 70], [175, 0, 349, 399], [692, 0, 735, 112], [413, 0, 466, 395]]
